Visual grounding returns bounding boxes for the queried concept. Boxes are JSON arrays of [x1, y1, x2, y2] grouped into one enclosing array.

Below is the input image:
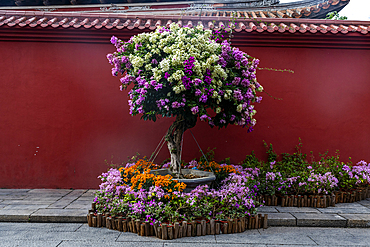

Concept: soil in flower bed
[[258, 187, 369, 208], [179, 174, 205, 179], [87, 204, 268, 239]]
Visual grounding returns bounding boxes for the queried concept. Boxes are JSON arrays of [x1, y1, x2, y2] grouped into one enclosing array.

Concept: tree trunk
[[166, 114, 197, 176], [166, 115, 185, 176]]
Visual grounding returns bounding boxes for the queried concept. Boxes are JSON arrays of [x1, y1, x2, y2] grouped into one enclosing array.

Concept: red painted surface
[[0, 28, 369, 189]]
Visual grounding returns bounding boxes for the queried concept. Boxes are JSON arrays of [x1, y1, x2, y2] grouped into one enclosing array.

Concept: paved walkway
[[0, 189, 94, 223], [0, 189, 370, 228], [1, 223, 370, 246]]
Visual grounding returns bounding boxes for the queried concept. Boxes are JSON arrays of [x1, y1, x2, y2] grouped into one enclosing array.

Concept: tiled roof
[[182, 0, 351, 19], [0, 9, 369, 35], [0, 0, 350, 20]]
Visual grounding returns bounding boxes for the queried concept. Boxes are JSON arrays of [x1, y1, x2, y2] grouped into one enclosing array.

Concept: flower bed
[[91, 144, 370, 217], [88, 159, 267, 239], [88, 146, 370, 238]]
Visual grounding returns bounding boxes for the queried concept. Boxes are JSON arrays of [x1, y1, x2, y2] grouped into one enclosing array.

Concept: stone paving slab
[[47, 199, 75, 208], [340, 214, 370, 228], [258, 226, 354, 237], [309, 234, 370, 246], [267, 246, 327, 247], [292, 213, 347, 227], [0, 240, 62, 247], [30, 209, 87, 223], [117, 232, 217, 243], [59, 241, 164, 247], [0, 229, 121, 242], [266, 213, 296, 226], [215, 233, 317, 245], [276, 207, 321, 213], [65, 189, 87, 196], [358, 200, 370, 207], [0, 209, 37, 222], [61, 193, 87, 201], [24, 196, 65, 200], [256, 206, 279, 213], [80, 190, 97, 197], [27, 189, 72, 195], [0, 222, 83, 232], [344, 227, 370, 236], [2, 204, 51, 210], [65, 201, 91, 210], [317, 207, 370, 214], [1, 200, 58, 205], [333, 202, 367, 208], [164, 244, 266, 247], [0, 189, 30, 194], [0, 195, 28, 200], [74, 197, 95, 201]]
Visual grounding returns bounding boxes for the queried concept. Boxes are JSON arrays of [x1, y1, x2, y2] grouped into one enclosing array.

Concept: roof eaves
[[1, 10, 369, 36]]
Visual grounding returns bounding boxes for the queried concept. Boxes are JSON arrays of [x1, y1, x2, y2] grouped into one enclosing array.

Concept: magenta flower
[[191, 106, 199, 115]]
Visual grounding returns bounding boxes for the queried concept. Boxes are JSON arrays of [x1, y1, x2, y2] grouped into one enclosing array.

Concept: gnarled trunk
[[166, 114, 197, 176]]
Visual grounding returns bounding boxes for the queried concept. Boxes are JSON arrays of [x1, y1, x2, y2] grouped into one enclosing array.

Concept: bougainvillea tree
[[107, 23, 263, 175]]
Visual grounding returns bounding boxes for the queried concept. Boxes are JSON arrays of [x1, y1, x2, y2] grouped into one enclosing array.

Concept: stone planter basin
[[150, 169, 216, 192]]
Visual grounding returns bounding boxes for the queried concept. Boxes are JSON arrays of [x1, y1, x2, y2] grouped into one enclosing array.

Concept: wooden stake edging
[[92, 216, 97, 227], [174, 222, 179, 239], [182, 221, 187, 235], [123, 219, 127, 232], [87, 213, 92, 227], [86, 186, 370, 239], [161, 223, 167, 240], [215, 223, 220, 235], [196, 224, 201, 236], [140, 223, 145, 236], [206, 222, 211, 235], [145, 221, 150, 236], [168, 226, 173, 240], [191, 221, 197, 237], [223, 223, 228, 234], [210, 219, 215, 235], [178, 224, 183, 238], [97, 213, 102, 227], [187, 224, 192, 237], [201, 220, 206, 236], [266, 186, 370, 208], [263, 214, 268, 229]]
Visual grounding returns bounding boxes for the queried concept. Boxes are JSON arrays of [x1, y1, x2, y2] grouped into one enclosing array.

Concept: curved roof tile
[[0, 9, 369, 35], [0, 0, 351, 20]]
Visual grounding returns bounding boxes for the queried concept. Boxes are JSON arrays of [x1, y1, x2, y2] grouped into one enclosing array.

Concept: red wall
[[1, 29, 370, 188]]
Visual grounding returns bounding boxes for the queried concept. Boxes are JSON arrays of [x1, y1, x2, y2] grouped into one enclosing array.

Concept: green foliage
[[241, 151, 260, 169], [326, 11, 348, 20], [199, 147, 216, 163], [126, 152, 142, 163], [263, 141, 278, 163]]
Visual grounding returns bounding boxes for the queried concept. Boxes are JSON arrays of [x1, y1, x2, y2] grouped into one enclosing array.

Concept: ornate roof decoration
[[0, 8, 368, 35], [0, 0, 351, 19]]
